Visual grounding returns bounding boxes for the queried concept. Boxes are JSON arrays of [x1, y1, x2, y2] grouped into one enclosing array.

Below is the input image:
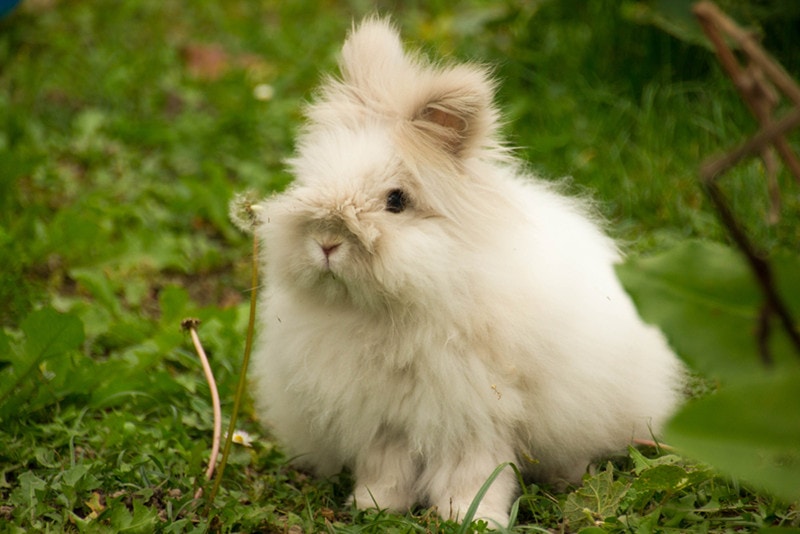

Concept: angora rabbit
[[250, 17, 683, 527]]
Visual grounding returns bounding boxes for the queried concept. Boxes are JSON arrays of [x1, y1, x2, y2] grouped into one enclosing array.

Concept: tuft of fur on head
[[296, 17, 506, 168]]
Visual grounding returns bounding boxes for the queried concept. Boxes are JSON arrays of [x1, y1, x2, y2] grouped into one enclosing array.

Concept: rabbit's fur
[[250, 17, 683, 527]]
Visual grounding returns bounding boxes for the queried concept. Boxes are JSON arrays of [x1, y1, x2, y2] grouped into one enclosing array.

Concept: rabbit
[[249, 17, 684, 528]]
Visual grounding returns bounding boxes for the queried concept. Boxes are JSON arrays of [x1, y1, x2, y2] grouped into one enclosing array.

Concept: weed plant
[[1, 1, 798, 532]]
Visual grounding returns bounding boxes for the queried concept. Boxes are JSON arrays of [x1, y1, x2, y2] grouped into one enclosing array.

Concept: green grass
[[1, 0, 799, 532]]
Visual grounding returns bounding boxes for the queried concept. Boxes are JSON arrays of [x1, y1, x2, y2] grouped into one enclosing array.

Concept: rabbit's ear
[[339, 17, 407, 95], [339, 17, 500, 158], [412, 65, 498, 156]]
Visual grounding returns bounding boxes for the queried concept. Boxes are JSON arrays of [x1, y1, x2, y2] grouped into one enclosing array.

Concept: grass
[[1, 0, 799, 532]]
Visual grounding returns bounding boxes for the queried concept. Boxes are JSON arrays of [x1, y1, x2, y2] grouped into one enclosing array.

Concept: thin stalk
[[206, 233, 259, 509], [183, 319, 222, 500]]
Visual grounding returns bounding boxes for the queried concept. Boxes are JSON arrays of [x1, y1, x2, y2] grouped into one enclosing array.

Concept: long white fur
[[250, 17, 683, 527]]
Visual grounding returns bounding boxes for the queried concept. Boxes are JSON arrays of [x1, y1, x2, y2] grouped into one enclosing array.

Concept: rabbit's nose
[[321, 242, 342, 258]]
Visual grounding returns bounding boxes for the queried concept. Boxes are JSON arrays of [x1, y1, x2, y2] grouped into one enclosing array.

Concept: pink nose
[[321, 243, 341, 258]]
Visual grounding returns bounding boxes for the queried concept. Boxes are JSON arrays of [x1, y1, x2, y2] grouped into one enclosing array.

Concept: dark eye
[[385, 189, 409, 213]]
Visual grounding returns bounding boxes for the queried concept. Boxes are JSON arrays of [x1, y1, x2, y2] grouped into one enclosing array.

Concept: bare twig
[[181, 318, 222, 500], [694, 1, 800, 105], [632, 438, 676, 452], [699, 106, 800, 180], [693, 1, 800, 362], [701, 177, 800, 360], [694, 0, 800, 232], [694, 1, 800, 187]]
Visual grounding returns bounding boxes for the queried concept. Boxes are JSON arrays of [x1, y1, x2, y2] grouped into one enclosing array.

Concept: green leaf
[[10, 471, 47, 508], [628, 446, 685, 476], [0, 307, 85, 407], [563, 463, 629, 531], [632, 464, 691, 493], [666, 371, 800, 502], [617, 240, 800, 382], [22, 307, 85, 362], [60, 464, 91, 488], [108, 501, 134, 530], [126, 500, 160, 534]]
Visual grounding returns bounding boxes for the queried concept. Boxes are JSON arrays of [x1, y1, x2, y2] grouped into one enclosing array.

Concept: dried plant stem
[[693, 1, 800, 362], [701, 176, 800, 361], [694, 1, 800, 185], [206, 232, 260, 509], [700, 106, 800, 180], [632, 438, 675, 452], [694, 2, 800, 106], [181, 319, 222, 500]]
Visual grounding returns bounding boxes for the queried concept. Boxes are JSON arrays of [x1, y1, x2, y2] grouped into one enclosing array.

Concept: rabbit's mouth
[[316, 239, 343, 272], [306, 232, 359, 283], [300, 233, 391, 309]]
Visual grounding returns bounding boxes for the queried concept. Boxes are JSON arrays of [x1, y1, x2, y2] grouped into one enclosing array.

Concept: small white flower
[[231, 429, 253, 447], [253, 83, 274, 101]]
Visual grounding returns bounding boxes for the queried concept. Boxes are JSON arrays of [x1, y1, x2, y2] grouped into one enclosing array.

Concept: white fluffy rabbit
[[250, 17, 683, 527]]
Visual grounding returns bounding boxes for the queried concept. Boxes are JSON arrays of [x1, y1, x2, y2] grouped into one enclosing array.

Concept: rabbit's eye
[[385, 189, 408, 213]]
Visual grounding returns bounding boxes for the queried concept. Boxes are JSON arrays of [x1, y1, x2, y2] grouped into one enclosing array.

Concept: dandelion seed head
[[229, 190, 262, 234]]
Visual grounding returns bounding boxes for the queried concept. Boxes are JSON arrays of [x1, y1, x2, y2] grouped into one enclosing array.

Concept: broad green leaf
[[127, 500, 160, 533], [628, 446, 685, 475], [21, 307, 85, 362], [10, 471, 47, 508], [0, 307, 85, 406], [666, 371, 800, 502], [617, 240, 800, 382], [109, 501, 134, 530], [60, 464, 91, 488], [563, 463, 628, 530], [632, 464, 690, 493]]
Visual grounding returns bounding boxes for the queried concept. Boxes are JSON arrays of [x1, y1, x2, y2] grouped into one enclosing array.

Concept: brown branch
[[694, 1, 800, 188], [699, 105, 800, 180], [700, 164, 800, 359], [694, 1, 800, 362], [694, 1, 800, 105]]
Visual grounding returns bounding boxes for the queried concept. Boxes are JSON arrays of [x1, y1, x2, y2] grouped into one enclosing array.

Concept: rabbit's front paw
[[349, 483, 415, 513], [349, 439, 418, 513], [434, 497, 510, 529]]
